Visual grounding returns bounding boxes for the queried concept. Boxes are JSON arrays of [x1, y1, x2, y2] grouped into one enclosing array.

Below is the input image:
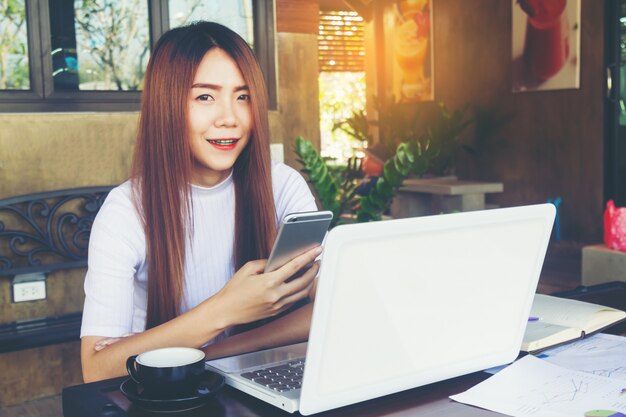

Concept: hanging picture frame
[[383, 0, 434, 103], [512, 0, 581, 92]]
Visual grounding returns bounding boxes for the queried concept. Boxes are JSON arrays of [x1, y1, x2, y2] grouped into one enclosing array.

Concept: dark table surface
[[63, 282, 626, 417], [62, 371, 508, 417]]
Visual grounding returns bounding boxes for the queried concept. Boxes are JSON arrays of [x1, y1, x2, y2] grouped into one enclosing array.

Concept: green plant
[[295, 136, 436, 224], [294, 136, 359, 227], [333, 99, 473, 176], [422, 102, 473, 176], [331, 109, 372, 144], [356, 141, 436, 222]]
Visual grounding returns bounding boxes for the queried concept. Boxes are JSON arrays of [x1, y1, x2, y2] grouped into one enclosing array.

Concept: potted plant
[[295, 135, 436, 224], [333, 99, 473, 178], [293, 100, 473, 224]]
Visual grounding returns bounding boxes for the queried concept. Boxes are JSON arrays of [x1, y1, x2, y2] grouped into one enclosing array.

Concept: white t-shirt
[[80, 162, 317, 339]]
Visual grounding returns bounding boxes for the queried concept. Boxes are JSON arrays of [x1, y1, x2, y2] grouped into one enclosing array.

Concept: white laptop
[[206, 204, 555, 415]]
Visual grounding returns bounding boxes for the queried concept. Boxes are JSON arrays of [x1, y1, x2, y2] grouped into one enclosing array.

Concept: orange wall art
[[384, 0, 434, 103]]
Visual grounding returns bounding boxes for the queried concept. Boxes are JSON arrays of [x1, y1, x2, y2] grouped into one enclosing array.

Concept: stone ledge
[[399, 178, 504, 195], [582, 244, 626, 286], [391, 178, 504, 218]]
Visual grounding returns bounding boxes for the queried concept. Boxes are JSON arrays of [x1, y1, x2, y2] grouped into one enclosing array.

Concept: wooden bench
[[0, 186, 113, 353]]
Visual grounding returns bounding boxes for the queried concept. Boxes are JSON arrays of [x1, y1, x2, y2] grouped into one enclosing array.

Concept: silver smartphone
[[264, 210, 333, 273]]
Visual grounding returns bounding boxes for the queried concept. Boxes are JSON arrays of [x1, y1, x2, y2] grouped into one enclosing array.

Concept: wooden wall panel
[[276, 32, 321, 167], [373, 0, 604, 242], [276, 0, 319, 33]]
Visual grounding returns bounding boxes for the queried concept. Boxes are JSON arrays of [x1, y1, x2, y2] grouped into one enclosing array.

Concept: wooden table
[[390, 178, 504, 218], [62, 371, 505, 417], [62, 284, 626, 416]]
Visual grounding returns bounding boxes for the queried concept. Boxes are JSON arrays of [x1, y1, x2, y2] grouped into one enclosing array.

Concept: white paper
[[451, 355, 626, 417], [540, 333, 626, 381], [485, 333, 626, 377]]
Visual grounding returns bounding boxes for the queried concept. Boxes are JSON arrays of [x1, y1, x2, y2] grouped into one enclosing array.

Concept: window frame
[[0, 0, 276, 112]]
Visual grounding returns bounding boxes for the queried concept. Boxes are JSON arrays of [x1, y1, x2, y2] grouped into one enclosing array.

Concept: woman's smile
[[207, 138, 240, 150]]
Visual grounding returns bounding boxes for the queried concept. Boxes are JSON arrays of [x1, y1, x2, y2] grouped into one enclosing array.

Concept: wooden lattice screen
[[318, 10, 365, 72]]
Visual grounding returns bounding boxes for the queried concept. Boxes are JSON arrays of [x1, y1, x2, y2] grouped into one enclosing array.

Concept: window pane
[[50, 0, 150, 91], [319, 72, 366, 164], [168, 0, 254, 46], [318, 10, 366, 164], [0, 0, 30, 90]]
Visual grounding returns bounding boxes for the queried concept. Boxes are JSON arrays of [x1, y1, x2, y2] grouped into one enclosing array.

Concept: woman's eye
[[196, 94, 214, 101], [237, 94, 250, 101]]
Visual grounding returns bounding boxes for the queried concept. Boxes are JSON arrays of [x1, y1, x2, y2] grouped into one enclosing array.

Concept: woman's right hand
[[214, 246, 322, 326]]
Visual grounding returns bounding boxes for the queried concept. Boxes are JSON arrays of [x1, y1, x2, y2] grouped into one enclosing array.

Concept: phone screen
[[264, 211, 333, 273]]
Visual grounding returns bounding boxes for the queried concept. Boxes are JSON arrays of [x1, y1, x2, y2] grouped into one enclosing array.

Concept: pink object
[[604, 200, 626, 252], [520, 0, 569, 81]]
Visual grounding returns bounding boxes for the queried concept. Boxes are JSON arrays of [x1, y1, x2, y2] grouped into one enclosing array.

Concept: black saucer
[[120, 370, 224, 413]]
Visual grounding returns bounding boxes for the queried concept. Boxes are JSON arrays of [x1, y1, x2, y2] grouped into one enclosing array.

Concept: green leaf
[[368, 189, 386, 208], [396, 143, 412, 166], [360, 196, 377, 212], [383, 161, 401, 187], [356, 211, 374, 222], [375, 177, 393, 198], [310, 161, 325, 181], [393, 156, 410, 177]]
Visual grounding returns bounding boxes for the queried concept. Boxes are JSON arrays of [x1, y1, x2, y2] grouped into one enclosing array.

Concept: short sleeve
[[271, 162, 318, 220], [80, 184, 146, 338]]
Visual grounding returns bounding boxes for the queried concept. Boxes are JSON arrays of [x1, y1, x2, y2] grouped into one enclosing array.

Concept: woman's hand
[[214, 246, 322, 327]]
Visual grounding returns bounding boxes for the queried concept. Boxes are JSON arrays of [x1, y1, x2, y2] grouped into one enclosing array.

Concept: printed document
[[450, 355, 626, 417], [539, 333, 626, 381]]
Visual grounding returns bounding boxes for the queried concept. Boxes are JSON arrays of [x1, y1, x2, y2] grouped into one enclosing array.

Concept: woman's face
[[188, 48, 252, 187]]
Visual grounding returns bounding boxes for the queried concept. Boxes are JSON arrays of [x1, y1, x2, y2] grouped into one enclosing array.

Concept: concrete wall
[[0, 113, 139, 404]]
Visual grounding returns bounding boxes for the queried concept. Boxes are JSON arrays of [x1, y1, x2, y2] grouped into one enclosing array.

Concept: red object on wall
[[604, 200, 626, 252], [520, 0, 569, 81]]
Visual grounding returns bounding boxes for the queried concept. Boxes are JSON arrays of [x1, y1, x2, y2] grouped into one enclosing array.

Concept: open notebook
[[206, 204, 555, 415], [522, 294, 626, 352]]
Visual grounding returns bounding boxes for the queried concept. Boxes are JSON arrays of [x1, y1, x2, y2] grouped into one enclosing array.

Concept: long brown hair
[[131, 22, 277, 330]]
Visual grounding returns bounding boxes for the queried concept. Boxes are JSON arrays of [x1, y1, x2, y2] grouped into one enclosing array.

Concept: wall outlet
[[12, 273, 47, 302]]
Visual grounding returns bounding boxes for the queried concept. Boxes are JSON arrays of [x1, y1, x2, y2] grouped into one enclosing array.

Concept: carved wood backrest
[[0, 186, 114, 277]]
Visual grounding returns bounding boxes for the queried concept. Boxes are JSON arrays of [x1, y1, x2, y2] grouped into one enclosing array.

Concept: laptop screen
[[300, 204, 554, 415]]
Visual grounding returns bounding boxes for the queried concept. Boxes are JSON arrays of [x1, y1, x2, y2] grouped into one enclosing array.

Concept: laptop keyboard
[[240, 359, 305, 392]]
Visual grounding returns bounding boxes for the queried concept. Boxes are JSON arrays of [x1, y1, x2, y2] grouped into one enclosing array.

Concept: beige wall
[[0, 112, 138, 198], [0, 113, 141, 406], [0, 76, 319, 201]]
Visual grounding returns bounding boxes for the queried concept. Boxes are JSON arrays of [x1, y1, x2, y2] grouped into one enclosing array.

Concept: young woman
[[80, 21, 320, 382]]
